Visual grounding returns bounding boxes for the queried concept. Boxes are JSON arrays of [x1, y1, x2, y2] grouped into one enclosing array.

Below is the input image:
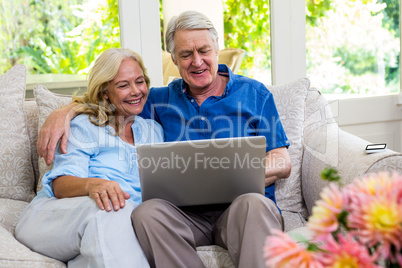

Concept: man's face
[[172, 29, 219, 91]]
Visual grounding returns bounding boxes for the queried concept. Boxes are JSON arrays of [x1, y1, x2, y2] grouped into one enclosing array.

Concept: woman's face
[[104, 58, 148, 120]]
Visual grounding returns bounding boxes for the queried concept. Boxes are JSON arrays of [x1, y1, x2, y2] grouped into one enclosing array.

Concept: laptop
[[136, 136, 266, 206]]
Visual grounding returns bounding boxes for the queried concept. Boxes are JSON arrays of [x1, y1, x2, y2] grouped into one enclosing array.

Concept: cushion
[[0, 65, 35, 202], [197, 245, 234, 268], [161, 50, 180, 86], [33, 85, 72, 191], [267, 78, 310, 232], [217, 48, 245, 74], [23, 100, 40, 192]]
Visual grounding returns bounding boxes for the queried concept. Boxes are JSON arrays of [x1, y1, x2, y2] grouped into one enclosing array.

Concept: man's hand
[[37, 103, 77, 165], [264, 147, 291, 187]]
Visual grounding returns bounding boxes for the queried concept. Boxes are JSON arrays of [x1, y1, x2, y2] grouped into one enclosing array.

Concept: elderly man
[[38, 10, 291, 268]]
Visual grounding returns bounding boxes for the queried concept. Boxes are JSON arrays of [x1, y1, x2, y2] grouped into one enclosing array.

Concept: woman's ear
[[103, 92, 109, 100]]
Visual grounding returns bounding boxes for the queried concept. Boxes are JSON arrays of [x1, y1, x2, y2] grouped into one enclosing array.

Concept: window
[[159, 0, 271, 85], [306, 0, 400, 95], [223, 0, 272, 84], [0, 0, 120, 76]]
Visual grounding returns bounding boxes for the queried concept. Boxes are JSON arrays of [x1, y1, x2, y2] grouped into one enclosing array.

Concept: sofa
[[1, 64, 401, 267]]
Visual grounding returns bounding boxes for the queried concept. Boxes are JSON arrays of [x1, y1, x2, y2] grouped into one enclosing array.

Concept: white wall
[[328, 96, 402, 152]]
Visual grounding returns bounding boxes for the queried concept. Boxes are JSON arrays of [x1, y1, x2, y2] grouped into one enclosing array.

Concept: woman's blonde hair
[[72, 48, 150, 127]]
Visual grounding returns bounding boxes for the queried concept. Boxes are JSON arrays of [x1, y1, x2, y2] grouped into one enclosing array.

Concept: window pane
[[223, 0, 271, 85], [306, 0, 400, 94], [159, 1, 270, 85], [0, 0, 120, 75]]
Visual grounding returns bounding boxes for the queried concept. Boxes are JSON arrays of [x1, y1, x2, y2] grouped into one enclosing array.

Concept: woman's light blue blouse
[[36, 114, 164, 205]]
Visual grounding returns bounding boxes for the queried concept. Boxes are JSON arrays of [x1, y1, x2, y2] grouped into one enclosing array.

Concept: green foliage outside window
[[222, 0, 271, 77], [0, 0, 120, 75], [306, 0, 400, 94], [223, 0, 399, 94], [222, 0, 333, 78]]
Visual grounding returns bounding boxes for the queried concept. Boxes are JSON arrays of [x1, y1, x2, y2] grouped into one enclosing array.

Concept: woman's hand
[[53, 176, 131, 212], [88, 179, 131, 212]]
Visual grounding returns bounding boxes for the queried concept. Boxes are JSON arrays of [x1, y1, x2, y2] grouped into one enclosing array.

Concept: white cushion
[[0, 65, 35, 202], [33, 85, 72, 191], [23, 100, 41, 193], [267, 78, 310, 231]]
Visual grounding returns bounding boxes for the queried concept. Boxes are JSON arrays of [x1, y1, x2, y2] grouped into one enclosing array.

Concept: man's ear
[[171, 53, 178, 66]]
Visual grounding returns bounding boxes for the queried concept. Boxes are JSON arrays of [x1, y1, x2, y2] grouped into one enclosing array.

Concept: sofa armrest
[[301, 124, 402, 215]]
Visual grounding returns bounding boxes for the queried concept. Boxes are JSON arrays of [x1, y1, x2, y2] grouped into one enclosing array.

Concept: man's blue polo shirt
[[140, 64, 290, 205]]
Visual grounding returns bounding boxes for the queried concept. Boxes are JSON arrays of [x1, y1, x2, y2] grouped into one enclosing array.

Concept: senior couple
[[16, 10, 291, 268]]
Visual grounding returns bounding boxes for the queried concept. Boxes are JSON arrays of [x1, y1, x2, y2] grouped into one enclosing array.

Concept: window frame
[[270, 0, 306, 85], [118, 0, 163, 87]]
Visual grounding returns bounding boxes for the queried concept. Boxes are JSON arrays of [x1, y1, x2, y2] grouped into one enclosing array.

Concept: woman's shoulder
[[70, 114, 102, 133], [71, 114, 90, 123], [134, 116, 164, 143], [135, 116, 161, 130]]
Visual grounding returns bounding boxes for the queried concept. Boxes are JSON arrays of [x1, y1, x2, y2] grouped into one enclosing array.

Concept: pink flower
[[307, 183, 345, 239], [347, 172, 397, 198], [264, 229, 322, 268], [263, 172, 402, 267], [346, 172, 402, 262], [318, 233, 380, 268]]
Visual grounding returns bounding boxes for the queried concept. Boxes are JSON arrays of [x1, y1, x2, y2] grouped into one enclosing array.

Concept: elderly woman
[[15, 48, 163, 267]]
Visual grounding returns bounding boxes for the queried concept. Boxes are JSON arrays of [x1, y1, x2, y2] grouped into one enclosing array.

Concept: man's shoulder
[[231, 74, 271, 97], [149, 85, 168, 97], [148, 83, 179, 102], [149, 85, 170, 93]]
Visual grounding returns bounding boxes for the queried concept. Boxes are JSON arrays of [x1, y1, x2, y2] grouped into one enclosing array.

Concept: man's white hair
[[165, 10, 219, 60]]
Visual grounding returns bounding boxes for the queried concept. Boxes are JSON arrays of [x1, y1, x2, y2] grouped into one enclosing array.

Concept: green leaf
[[320, 168, 341, 182]]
